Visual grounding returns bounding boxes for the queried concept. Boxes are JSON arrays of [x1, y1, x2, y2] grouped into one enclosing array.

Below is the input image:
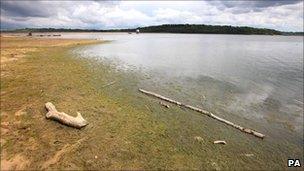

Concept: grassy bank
[[1, 37, 302, 170]]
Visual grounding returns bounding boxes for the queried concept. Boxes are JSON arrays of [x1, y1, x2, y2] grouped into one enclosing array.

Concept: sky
[[1, 1, 303, 32]]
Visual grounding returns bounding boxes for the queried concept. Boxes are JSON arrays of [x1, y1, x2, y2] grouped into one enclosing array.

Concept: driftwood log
[[45, 102, 88, 128], [139, 89, 265, 139], [214, 140, 227, 145]]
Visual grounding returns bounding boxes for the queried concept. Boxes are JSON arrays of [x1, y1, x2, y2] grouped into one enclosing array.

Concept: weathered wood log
[[139, 89, 265, 139], [45, 102, 88, 128], [214, 140, 226, 145]]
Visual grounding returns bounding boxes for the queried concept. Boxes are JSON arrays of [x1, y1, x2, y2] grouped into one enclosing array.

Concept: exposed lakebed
[[1, 34, 303, 169]]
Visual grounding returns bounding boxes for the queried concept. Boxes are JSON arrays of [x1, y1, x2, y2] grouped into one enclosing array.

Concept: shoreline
[[2, 32, 303, 38], [1, 36, 302, 170]]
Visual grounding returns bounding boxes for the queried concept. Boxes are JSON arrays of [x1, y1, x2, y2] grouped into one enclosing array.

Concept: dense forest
[[138, 24, 282, 35], [2, 24, 303, 35]]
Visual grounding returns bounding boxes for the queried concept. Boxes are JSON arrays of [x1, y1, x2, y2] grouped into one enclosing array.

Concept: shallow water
[[64, 33, 303, 141]]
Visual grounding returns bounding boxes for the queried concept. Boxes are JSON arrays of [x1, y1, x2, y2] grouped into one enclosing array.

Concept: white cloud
[[153, 8, 202, 24], [1, 1, 303, 31]]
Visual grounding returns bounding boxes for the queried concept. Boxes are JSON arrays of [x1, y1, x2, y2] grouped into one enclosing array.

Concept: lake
[[61, 33, 303, 143]]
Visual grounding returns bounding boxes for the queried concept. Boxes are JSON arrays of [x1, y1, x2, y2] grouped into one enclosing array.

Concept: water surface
[[66, 33, 303, 142]]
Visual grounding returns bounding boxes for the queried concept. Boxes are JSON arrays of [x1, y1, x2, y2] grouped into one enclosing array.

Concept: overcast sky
[[1, 1, 303, 31]]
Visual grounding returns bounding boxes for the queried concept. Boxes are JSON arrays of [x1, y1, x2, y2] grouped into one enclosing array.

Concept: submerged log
[[139, 89, 265, 139], [45, 102, 88, 128], [102, 81, 116, 88]]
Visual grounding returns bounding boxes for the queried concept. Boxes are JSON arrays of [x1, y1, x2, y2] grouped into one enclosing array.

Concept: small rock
[[213, 140, 226, 145], [194, 136, 204, 142], [244, 153, 254, 157], [94, 155, 98, 159], [159, 102, 170, 108]]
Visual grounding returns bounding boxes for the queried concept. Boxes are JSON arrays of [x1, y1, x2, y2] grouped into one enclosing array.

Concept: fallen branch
[[45, 102, 88, 128], [139, 89, 265, 139]]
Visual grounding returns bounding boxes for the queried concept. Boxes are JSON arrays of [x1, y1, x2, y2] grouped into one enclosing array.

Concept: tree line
[[2, 24, 303, 35]]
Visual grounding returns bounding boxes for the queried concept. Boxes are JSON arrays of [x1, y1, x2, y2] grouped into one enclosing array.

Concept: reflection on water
[[69, 33, 303, 137]]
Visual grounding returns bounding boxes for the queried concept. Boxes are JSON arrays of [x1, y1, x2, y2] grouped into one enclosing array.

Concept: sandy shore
[[0, 36, 101, 63]]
